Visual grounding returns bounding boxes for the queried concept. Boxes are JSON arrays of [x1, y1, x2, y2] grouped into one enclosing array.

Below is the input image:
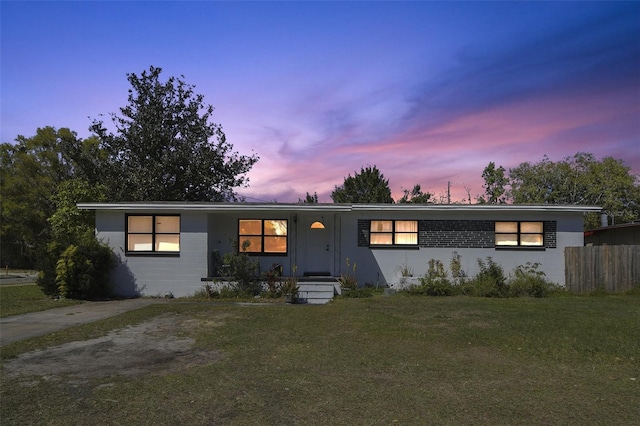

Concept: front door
[[300, 215, 333, 276]]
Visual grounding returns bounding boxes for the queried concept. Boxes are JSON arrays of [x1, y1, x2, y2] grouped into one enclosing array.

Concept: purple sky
[[2, 1, 639, 202]]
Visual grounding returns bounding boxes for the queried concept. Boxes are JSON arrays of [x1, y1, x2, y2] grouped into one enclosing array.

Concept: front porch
[[200, 276, 341, 305]]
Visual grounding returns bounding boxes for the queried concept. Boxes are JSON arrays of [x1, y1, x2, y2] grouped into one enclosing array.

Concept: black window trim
[[238, 218, 289, 256], [369, 219, 419, 248], [494, 220, 545, 250], [125, 214, 181, 256]]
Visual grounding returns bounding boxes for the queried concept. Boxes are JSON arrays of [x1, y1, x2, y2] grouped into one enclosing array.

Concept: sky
[[2, 1, 639, 203]]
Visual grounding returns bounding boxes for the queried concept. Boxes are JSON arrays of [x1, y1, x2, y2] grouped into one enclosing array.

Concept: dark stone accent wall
[[544, 221, 557, 248], [357, 220, 370, 247], [358, 219, 557, 249], [418, 220, 495, 248]]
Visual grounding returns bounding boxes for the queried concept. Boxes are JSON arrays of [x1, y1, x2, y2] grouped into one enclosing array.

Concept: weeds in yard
[[337, 257, 358, 290], [404, 254, 559, 298]]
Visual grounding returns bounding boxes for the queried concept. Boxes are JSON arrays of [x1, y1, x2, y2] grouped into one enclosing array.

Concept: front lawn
[[1, 295, 638, 424], [0, 284, 81, 318]]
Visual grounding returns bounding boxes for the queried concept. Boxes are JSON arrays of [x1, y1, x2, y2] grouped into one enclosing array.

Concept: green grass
[[0, 284, 81, 318], [1, 295, 639, 425]]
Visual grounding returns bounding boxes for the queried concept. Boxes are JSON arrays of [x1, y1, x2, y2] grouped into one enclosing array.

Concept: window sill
[[494, 246, 546, 251], [242, 252, 288, 257], [125, 252, 181, 257], [369, 245, 420, 250]]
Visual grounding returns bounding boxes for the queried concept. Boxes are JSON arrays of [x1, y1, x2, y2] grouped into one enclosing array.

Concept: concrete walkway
[[0, 299, 161, 346]]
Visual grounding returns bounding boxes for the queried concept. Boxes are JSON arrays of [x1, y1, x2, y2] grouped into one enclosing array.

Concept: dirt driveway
[[3, 311, 225, 379]]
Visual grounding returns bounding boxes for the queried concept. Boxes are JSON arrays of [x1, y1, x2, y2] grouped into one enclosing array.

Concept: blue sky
[[2, 1, 639, 202]]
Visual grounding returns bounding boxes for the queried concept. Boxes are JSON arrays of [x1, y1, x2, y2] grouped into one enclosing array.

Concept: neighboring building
[[78, 202, 600, 300], [584, 222, 640, 246]]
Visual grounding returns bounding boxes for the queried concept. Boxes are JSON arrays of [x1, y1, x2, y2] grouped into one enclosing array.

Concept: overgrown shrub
[[508, 262, 555, 298], [461, 257, 508, 297], [338, 257, 358, 290], [261, 263, 284, 298], [409, 259, 455, 296], [222, 239, 261, 296], [54, 235, 113, 299], [195, 282, 241, 299]]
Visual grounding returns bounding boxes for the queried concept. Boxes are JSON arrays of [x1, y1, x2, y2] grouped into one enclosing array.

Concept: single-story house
[[78, 202, 600, 302]]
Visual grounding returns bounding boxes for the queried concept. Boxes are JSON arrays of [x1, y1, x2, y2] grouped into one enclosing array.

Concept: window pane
[[496, 222, 518, 233], [156, 235, 180, 251], [239, 220, 261, 235], [395, 220, 417, 232], [128, 234, 152, 251], [521, 234, 543, 246], [156, 216, 180, 233], [265, 219, 287, 236], [521, 222, 543, 233], [264, 236, 287, 253], [128, 216, 153, 233], [370, 233, 393, 245], [496, 234, 518, 246], [240, 236, 262, 252], [371, 220, 392, 232], [395, 233, 417, 245]]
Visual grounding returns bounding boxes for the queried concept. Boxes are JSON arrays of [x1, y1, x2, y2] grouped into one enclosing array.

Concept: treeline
[[1, 67, 258, 292]]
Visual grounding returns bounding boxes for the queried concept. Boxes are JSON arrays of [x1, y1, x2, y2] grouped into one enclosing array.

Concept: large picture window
[[239, 219, 287, 254], [370, 220, 418, 246], [495, 221, 543, 247], [127, 215, 180, 253]]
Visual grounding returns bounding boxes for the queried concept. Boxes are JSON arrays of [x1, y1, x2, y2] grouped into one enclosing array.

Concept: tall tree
[[396, 184, 432, 204], [478, 162, 508, 204], [331, 166, 393, 203], [90, 66, 258, 201], [0, 127, 78, 267]]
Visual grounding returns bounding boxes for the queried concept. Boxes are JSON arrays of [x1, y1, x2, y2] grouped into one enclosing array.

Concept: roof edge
[[77, 202, 601, 213]]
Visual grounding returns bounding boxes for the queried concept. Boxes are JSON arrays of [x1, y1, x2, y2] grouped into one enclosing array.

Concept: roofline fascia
[[78, 202, 602, 214]]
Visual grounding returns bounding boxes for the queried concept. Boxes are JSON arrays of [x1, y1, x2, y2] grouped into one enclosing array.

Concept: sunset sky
[[2, 1, 639, 202]]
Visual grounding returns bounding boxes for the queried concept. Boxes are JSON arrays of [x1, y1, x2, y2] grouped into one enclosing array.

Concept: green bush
[[222, 240, 261, 296], [413, 278, 456, 296], [508, 262, 555, 298], [463, 257, 508, 297], [54, 235, 113, 299]]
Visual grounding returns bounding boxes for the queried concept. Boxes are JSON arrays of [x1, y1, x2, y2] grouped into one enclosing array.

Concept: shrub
[[508, 262, 555, 298], [54, 235, 113, 299], [338, 257, 358, 290], [261, 263, 284, 298], [404, 259, 456, 296], [222, 239, 261, 296], [281, 265, 300, 303], [463, 257, 508, 297], [414, 279, 455, 296], [195, 282, 246, 299]]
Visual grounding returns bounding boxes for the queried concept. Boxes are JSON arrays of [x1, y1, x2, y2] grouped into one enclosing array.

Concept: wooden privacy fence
[[565, 245, 640, 293]]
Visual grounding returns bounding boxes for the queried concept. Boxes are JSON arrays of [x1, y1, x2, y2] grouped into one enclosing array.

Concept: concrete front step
[[297, 282, 338, 305]]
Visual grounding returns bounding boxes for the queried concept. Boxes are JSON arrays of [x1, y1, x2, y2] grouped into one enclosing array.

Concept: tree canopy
[[90, 66, 258, 201], [396, 184, 433, 204], [479, 153, 640, 229], [331, 166, 394, 203]]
